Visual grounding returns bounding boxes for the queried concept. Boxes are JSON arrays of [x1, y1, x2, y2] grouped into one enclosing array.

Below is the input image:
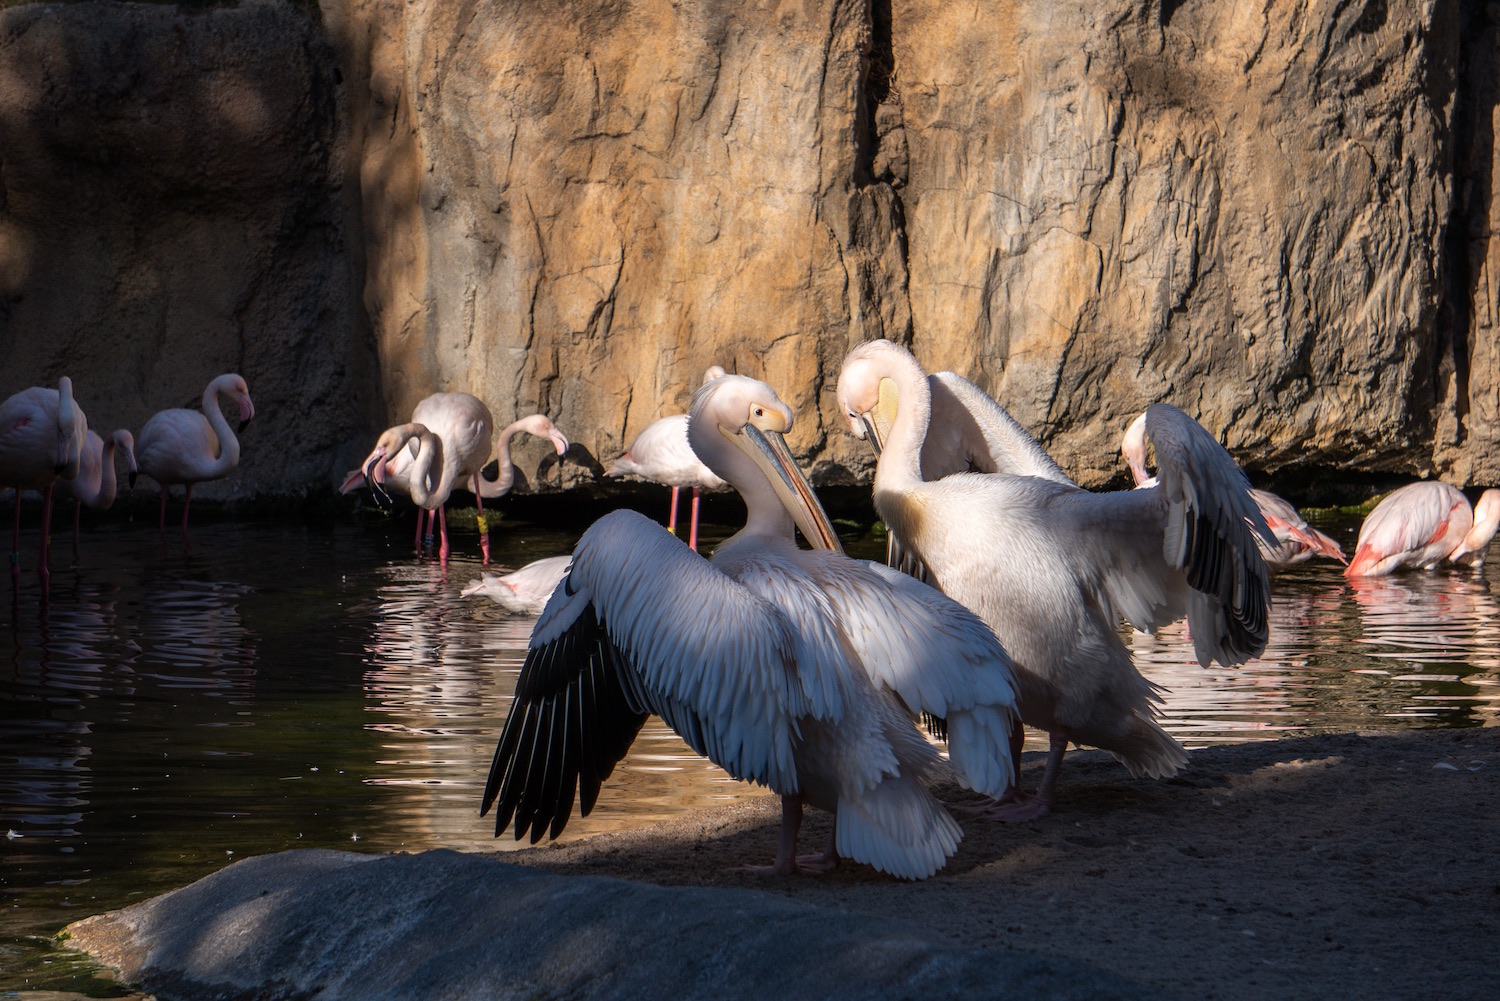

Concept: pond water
[[2, 504, 1497, 996]]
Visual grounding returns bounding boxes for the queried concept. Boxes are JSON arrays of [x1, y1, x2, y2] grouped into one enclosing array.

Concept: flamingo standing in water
[[836, 340, 1272, 821], [349, 393, 568, 564], [1122, 414, 1345, 571], [606, 366, 728, 551], [483, 374, 1020, 880], [135, 373, 255, 532], [59, 429, 138, 549], [0, 376, 88, 587], [1345, 482, 1500, 577]]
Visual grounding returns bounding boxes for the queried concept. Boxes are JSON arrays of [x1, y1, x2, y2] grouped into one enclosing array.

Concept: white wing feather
[[925, 372, 1075, 484], [558, 510, 809, 790]]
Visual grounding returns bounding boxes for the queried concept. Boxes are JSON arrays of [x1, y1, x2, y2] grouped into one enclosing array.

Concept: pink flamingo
[[1246, 488, 1346, 570], [136, 374, 255, 532], [59, 429, 139, 548], [0, 376, 88, 587], [349, 393, 568, 563], [1346, 482, 1500, 577], [606, 367, 728, 551]]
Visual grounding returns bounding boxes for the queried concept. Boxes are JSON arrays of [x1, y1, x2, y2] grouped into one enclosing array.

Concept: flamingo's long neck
[[94, 437, 119, 508], [56, 377, 82, 478], [487, 423, 522, 495], [402, 429, 443, 508], [201, 382, 241, 479], [1457, 491, 1500, 557]]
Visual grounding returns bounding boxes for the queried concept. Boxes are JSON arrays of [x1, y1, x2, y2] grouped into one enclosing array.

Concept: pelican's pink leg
[[437, 506, 450, 564], [740, 795, 805, 875], [970, 729, 1067, 823], [666, 486, 680, 536], [688, 486, 702, 552], [414, 508, 426, 551], [738, 795, 839, 876], [180, 484, 193, 534], [158, 488, 168, 531]]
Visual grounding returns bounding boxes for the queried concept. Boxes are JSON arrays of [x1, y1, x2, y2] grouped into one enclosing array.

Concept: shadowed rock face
[[0, 0, 1493, 496]]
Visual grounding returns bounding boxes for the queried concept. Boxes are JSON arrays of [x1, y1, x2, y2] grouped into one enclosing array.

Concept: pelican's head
[[836, 339, 910, 454], [689, 375, 840, 552], [1121, 412, 1151, 486]]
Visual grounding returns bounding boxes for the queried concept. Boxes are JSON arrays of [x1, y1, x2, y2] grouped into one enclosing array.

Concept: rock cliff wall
[[1, 0, 1496, 498]]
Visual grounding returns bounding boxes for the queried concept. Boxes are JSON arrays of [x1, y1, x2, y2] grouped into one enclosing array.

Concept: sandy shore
[[486, 728, 1498, 1001]]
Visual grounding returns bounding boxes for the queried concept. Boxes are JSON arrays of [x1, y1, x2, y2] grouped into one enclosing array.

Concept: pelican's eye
[[754, 407, 765, 417]]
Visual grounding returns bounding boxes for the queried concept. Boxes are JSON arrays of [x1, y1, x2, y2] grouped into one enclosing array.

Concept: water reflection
[[1130, 562, 1500, 742], [355, 557, 763, 852], [1, 520, 1498, 995]]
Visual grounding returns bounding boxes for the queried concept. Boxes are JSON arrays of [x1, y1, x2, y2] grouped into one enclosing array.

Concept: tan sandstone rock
[[0, 0, 1494, 497]]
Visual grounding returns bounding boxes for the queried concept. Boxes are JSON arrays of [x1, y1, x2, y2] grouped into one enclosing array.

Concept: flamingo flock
[[0, 372, 255, 588], [8, 344, 1497, 881]]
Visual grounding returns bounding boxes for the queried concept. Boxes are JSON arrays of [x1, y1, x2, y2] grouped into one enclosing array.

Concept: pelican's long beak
[[734, 423, 843, 553], [854, 377, 900, 459]]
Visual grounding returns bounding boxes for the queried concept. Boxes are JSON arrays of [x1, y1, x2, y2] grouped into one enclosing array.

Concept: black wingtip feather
[[482, 601, 648, 843]]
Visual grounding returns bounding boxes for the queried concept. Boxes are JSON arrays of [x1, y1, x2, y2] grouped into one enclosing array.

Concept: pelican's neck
[[737, 472, 798, 543], [873, 352, 932, 494], [689, 417, 798, 548], [202, 379, 242, 477]]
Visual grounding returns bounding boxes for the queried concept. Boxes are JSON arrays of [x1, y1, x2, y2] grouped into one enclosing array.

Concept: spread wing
[[818, 555, 1021, 799], [1136, 403, 1273, 666], [481, 510, 806, 843]]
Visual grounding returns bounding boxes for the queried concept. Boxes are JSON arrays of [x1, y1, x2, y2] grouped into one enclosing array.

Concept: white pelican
[[607, 366, 729, 551], [836, 339, 1272, 820], [0, 376, 87, 586], [482, 375, 1019, 880], [1122, 414, 1345, 571], [1346, 482, 1500, 577], [136, 373, 254, 532], [461, 554, 571, 616], [59, 429, 138, 547]]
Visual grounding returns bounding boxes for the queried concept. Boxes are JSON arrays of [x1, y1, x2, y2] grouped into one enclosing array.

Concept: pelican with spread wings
[[482, 374, 1019, 880]]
